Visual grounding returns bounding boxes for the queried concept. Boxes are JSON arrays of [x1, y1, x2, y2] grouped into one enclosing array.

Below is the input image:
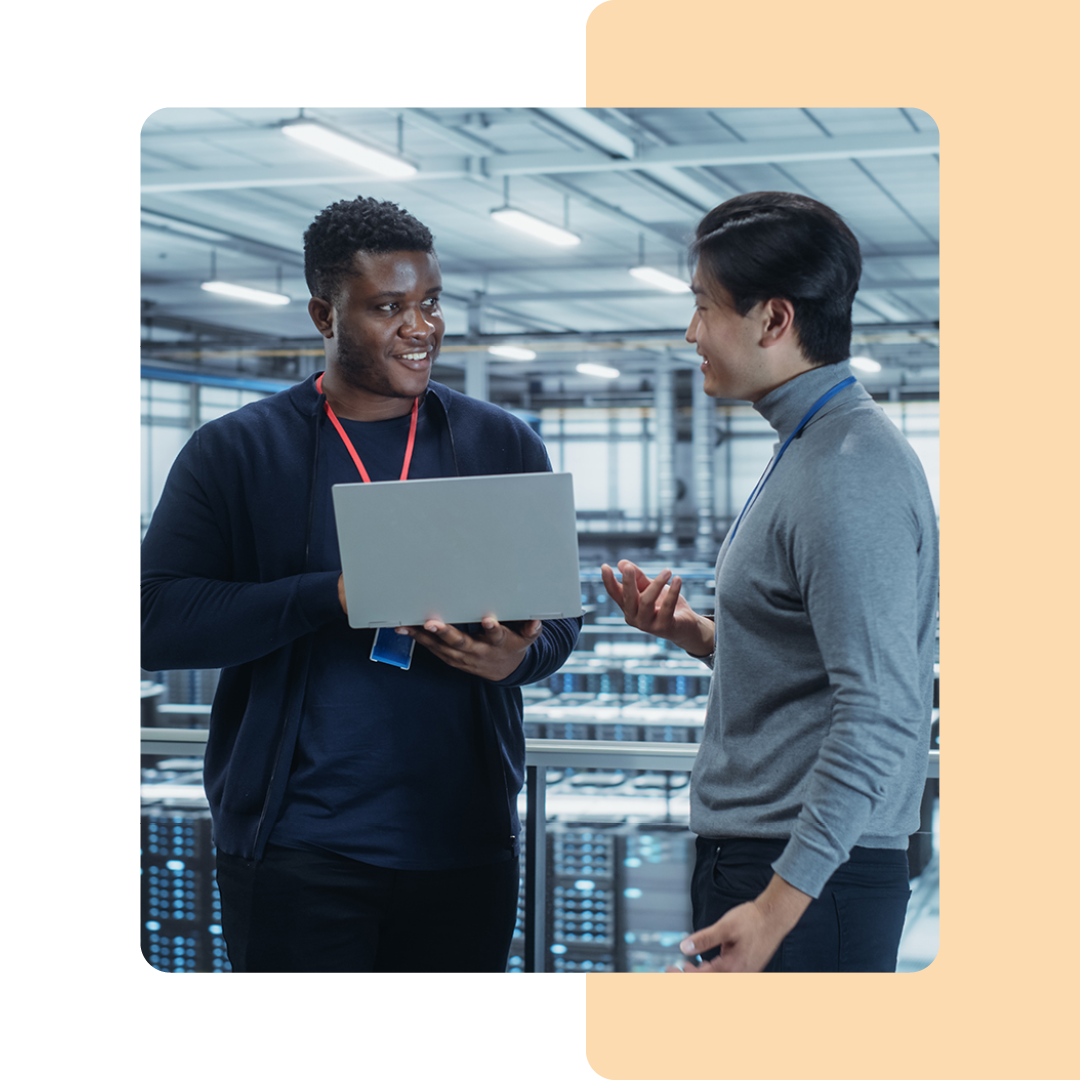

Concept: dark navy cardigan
[[141, 374, 581, 861]]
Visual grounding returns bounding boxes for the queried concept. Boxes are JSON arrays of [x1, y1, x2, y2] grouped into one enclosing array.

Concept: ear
[[308, 296, 335, 339], [759, 297, 796, 348]]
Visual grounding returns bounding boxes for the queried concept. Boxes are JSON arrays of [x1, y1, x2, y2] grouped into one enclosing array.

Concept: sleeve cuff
[[771, 835, 842, 901], [297, 571, 347, 628]]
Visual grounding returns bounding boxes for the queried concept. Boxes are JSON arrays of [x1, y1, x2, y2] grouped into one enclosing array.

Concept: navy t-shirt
[[270, 394, 515, 870]]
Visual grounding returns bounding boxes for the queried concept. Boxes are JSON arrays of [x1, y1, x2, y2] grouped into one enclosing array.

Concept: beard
[[330, 321, 436, 410], [334, 320, 428, 400]]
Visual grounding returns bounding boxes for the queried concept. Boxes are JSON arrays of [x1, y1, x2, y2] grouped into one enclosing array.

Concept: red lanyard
[[316, 372, 418, 483]]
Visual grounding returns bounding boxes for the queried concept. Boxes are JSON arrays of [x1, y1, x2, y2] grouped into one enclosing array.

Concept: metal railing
[[141, 727, 938, 971]]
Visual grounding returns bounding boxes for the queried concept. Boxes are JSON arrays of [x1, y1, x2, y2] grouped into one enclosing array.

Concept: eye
[[376, 303, 398, 312], [422, 297, 441, 309]]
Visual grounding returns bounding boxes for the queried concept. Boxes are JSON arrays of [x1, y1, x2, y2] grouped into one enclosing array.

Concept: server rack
[[140, 805, 230, 973]]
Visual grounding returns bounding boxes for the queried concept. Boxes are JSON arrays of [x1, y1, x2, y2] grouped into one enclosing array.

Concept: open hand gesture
[[600, 560, 713, 657]]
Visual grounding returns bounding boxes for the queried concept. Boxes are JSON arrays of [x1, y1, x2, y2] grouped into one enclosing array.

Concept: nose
[[685, 309, 698, 344], [401, 304, 436, 338]]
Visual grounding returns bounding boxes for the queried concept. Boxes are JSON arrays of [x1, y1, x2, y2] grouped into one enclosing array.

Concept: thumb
[[679, 907, 738, 958]]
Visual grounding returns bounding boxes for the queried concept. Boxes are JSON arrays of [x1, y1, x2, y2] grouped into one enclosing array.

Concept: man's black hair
[[303, 196, 435, 301], [690, 192, 862, 367]]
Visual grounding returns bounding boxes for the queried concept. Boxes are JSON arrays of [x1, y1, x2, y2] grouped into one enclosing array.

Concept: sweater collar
[[753, 360, 856, 441]]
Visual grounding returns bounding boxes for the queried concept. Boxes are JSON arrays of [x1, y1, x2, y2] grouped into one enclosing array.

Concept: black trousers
[[216, 844, 520, 972], [691, 837, 911, 972]]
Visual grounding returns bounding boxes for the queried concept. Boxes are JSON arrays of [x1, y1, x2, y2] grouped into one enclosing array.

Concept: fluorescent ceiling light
[[850, 356, 882, 373], [488, 345, 537, 361], [576, 362, 620, 379], [201, 280, 291, 306], [282, 121, 417, 179], [491, 208, 581, 247], [629, 266, 691, 293]]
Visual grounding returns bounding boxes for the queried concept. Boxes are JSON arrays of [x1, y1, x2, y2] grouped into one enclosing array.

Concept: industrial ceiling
[[140, 106, 939, 404]]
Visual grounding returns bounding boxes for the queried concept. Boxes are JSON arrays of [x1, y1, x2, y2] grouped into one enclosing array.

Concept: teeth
[[401, 352, 428, 360]]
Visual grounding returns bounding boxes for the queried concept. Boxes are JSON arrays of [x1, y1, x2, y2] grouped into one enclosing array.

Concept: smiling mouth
[[397, 350, 432, 364]]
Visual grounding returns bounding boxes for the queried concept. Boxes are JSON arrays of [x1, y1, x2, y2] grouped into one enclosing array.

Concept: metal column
[[523, 764, 547, 972], [654, 352, 677, 553], [465, 352, 489, 402], [692, 371, 715, 560]]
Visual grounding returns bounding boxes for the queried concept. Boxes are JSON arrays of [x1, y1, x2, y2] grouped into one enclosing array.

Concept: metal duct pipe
[[692, 373, 715, 560], [654, 353, 677, 553]]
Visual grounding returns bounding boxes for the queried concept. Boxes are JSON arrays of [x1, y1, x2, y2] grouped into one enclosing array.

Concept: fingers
[[398, 620, 468, 659], [679, 910, 730, 959], [665, 957, 724, 974], [599, 563, 624, 606], [402, 616, 542, 658], [676, 904, 766, 972], [637, 567, 673, 609], [679, 934, 701, 958], [611, 560, 679, 631], [689, 955, 727, 972], [659, 574, 683, 619], [479, 616, 508, 646], [480, 616, 542, 641], [423, 620, 469, 648], [402, 615, 540, 682], [618, 560, 642, 619]]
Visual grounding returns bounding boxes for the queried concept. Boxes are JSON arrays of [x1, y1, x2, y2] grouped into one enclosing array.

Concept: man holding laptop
[[602, 192, 938, 972], [141, 196, 581, 972]]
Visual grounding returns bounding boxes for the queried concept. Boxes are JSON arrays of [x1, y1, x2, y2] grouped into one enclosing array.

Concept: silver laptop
[[332, 472, 583, 629]]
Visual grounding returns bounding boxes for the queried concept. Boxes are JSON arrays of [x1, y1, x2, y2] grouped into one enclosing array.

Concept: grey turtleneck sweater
[[689, 361, 938, 898]]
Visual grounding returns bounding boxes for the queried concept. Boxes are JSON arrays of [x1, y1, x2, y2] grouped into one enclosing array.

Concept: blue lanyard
[[727, 375, 856, 545]]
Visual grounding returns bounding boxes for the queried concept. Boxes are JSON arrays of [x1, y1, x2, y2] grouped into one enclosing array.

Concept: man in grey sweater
[[601, 192, 938, 972]]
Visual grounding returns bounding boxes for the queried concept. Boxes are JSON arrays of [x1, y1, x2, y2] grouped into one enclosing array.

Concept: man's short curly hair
[[303, 196, 435, 301]]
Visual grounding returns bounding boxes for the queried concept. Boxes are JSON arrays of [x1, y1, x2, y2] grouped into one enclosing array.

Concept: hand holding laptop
[[395, 615, 543, 682]]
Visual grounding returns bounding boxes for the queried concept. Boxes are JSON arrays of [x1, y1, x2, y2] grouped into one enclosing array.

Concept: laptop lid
[[332, 471, 583, 629]]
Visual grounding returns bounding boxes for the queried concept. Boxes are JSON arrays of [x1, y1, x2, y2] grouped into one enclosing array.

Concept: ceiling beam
[[442, 320, 939, 345], [141, 212, 305, 266], [141, 131, 939, 194], [438, 245, 939, 276], [401, 108, 498, 155], [480, 280, 938, 304], [485, 131, 940, 175], [140, 159, 470, 193], [534, 108, 637, 159]]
